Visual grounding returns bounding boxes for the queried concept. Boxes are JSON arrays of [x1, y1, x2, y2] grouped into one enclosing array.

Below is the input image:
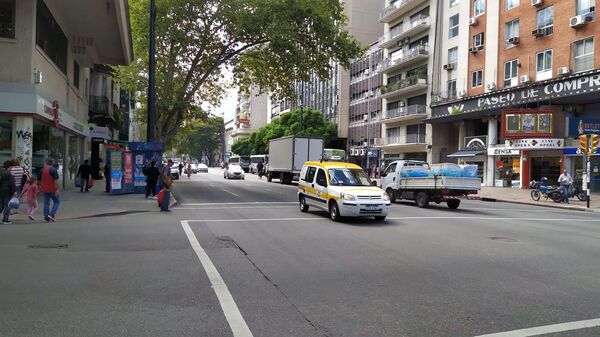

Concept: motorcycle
[[569, 184, 587, 201], [530, 178, 563, 203]]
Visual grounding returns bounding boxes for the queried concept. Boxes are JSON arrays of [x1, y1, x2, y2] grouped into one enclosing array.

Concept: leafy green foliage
[[231, 108, 337, 155], [171, 116, 224, 165], [114, 0, 363, 142]]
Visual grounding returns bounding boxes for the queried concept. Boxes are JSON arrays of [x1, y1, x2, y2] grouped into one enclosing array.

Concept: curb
[[480, 197, 600, 213]]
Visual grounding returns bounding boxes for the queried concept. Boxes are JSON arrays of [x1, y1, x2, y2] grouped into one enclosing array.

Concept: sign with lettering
[[431, 71, 600, 118], [488, 147, 520, 156], [505, 138, 563, 150]]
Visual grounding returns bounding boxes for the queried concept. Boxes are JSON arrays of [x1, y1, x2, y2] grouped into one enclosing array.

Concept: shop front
[[487, 146, 521, 187]]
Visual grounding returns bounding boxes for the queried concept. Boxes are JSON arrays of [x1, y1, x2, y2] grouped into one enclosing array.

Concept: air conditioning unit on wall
[[469, 17, 478, 26], [443, 64, 455, 70], [557, 67, 571, 76], [507, 37, 520, 45], [531, 0, 543, 6], [486, 82, 497, 91], [570, 15, 592, 28], [520, 75, 530, 83]]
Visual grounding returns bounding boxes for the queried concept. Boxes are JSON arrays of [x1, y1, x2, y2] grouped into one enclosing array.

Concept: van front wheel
[[329, 201, 342, 222]]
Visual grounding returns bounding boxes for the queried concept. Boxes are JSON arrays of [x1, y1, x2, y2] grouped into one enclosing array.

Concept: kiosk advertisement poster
[[129, 142, 165, 194], [110, 151, 123, 191], [124, 152, 133, 184]]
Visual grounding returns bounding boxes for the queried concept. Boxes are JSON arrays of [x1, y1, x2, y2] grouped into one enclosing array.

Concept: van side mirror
[[381, 173, 387, 177]]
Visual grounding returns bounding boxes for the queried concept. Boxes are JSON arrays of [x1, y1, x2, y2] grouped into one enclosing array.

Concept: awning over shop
[[447, 149, 486, 158]]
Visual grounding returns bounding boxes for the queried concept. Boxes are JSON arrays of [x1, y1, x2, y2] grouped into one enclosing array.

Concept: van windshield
[[327, 168, 371, 186]]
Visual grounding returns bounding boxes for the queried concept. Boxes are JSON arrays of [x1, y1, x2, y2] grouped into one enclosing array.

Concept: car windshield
[[328, 168, 371, 186]]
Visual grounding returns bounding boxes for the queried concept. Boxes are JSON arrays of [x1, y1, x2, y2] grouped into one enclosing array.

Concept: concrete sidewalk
[[478, 186, 600, 212], [8, 180, 178, 223]]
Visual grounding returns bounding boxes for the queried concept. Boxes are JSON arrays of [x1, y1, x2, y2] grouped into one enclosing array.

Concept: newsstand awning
[[447, 149, 486, 158]]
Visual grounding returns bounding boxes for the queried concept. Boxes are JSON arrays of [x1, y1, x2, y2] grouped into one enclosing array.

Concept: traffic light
[[591, 134, 599, 155], [579, 135, 588, 155]]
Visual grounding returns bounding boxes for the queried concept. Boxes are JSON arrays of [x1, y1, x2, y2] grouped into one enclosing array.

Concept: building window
[[504, 19, 519, 48], [0, 0, 15, 39], [506, 0, 519, 10], [447, 80, 457, 98], [450, 0, 459, 7], [448, 47, 458, 65], [73, 61, 80, 89], [474, 0, 485, 16], [503, 59, 519, 87], [536, 49, 553, 80], [36, 0, 68, 74], [573, 37, 594, 73], [473, 32, 484, 48], [472, 69, 483, 87], [576, 0, 595, 19], [449, 14, 459, 38], [536, 6, 554, 35]]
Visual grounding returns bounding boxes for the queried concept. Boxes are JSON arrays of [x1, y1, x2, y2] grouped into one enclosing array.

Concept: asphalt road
[[1, 168, 599, 337]]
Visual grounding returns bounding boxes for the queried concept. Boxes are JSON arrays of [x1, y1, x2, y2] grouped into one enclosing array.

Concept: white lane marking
[[184, 216, 600, 223], [180, 221, 253, 337], [180, 202, 297, 206], [222, 190, 241, 198], [474, 317, 600, 337]]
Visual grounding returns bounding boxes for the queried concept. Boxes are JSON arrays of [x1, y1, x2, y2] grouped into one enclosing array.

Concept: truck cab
[[381, 160, 429, 192]]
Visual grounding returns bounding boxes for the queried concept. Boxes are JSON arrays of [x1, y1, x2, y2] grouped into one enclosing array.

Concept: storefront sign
[[124, 152, 133, 184], [566, 117, 600, 137], [505, 138, 563, 150], [368, 149, 380, 158], [431, 70, 600, 117], [89, 126, 110, 140], [464, 136, 487, 150], [488, 147, 520, 156]]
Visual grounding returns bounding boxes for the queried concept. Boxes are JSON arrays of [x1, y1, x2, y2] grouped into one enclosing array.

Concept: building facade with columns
[[0, 0, 132, 187], [429, 0, 600, 190]]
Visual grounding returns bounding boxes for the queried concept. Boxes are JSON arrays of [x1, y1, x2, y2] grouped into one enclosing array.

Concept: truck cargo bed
[[399, 176, 481, 191]]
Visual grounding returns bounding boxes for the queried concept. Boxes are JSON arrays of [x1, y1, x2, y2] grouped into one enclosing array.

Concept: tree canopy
[[231, 108, 337, 155], [171, 116, 224, 165], [115, 0, 363, 142]]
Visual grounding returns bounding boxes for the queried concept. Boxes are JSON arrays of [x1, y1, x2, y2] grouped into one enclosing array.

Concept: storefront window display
[[495, 156, 521, 187], [0, 117, 12, 164], [33, 120, 65, 184], [531, 156, 561, 185]]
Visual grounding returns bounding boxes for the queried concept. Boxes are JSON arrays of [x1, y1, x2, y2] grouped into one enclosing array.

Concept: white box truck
[[267, 136, 323, 184]]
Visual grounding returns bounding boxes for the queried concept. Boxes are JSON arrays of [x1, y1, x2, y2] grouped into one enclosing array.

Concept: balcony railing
[[382, 134, 426, 146], [381, 74, 427, 96], [378, 15, 430, 48], [379, 0, 427, 22], [89, 95, 109, 115], [384, 104, 427, 120], [380, 45, 429, 72]]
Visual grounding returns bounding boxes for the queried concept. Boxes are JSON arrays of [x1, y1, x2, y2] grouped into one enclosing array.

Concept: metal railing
[[379, 0, 425, 21], [381, 74, 427, 95], [89, 95, 109, 115], [380, 45, 429, 72], [384, 104, 427, 120]]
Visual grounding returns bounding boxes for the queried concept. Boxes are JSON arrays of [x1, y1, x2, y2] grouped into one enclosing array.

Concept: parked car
[[197, 163, 209, 173], [170, 166, 180, 180], [224, 164, 245, 179], [297, 161, 390, 221]]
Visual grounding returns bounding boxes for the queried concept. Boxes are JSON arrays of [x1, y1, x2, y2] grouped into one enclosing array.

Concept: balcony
[[378, 16, 431, 49], [383, 104, 427, 123], [380, 75, 428, 100], [380, 45, 429, 74], [379, 0, 429, 23], [88, 95, 115, 123], [378, 134, 427, 152]]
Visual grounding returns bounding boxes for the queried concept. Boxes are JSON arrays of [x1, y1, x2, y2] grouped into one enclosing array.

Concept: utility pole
[[147, 0, 156, 141]]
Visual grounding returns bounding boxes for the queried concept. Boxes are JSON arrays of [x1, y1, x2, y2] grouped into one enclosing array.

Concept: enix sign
[[505, 138, 564, 150]]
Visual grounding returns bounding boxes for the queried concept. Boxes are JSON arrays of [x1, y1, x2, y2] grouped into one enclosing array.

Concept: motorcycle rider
[[257, 160, 264, 179]]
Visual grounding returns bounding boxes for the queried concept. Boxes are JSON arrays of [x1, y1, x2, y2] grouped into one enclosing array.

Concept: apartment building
[[430, 0, 600, 191], [377, 0, 439, 168], [348, 44, 384, 169], [0, 0, 132, 186], [231, 85, 268, 144], [273, 0, 384, 145]]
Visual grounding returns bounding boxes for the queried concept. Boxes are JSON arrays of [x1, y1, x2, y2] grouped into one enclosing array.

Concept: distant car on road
[[197, 163, 209, 173], [224, 165, 245, 179], [170, 166, 180, 180]]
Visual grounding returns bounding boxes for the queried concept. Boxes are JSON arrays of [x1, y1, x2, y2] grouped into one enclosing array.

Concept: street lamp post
[[147, 0, 156, 141]]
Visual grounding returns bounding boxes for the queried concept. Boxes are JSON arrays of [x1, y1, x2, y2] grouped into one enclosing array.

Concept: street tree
[[172, 116, 224, 166], [231, 108, 337, 155], [115, 0, 363, 142]]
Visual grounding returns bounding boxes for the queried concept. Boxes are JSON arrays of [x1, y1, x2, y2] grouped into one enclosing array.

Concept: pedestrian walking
[[104, 162, 110, 193], [40, 158, 60, 222], [76, 159, 92, 192], [186, 163, 192, 179], [10, 159, 26, 195], [558, 169, 573, 204], [20, 177, 38, 220], [178, 162, 184, 176], [0, 160, 16, 224], [144, 160, 160, 198], [257, 160, 264, 179]]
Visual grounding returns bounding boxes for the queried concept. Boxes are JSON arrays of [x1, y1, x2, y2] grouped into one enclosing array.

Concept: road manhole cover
[[28, 244, 69, 249], [489, 237, 517, 243]]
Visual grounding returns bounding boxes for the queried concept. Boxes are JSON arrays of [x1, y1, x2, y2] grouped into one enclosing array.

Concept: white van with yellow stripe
[[298, 161, 391, 221]]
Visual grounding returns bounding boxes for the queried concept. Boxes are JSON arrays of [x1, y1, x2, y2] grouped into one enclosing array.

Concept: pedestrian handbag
[[157, 189, 165, 205], [75, 178, 82, 188], [8, 197, 20, 210], [88, 178, 96, 188]]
